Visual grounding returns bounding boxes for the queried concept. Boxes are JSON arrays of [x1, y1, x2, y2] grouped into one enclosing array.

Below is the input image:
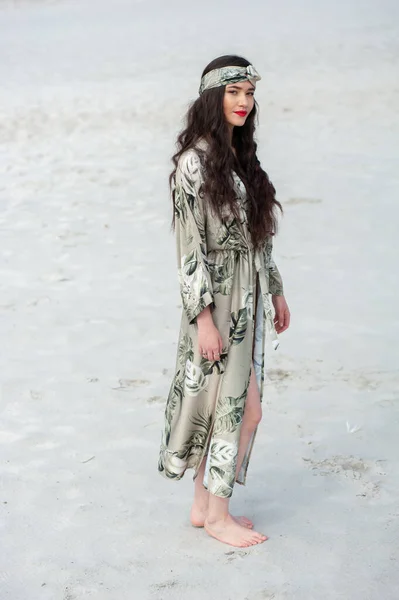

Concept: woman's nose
[[238, 94, 248, 107]]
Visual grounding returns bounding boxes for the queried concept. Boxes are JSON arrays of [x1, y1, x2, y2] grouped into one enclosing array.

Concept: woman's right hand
[[196, 307, 223, 362]]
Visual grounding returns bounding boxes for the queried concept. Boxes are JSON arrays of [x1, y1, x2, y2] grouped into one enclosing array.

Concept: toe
[[251, 533, 265, 543], [249, 538, 259, 546]]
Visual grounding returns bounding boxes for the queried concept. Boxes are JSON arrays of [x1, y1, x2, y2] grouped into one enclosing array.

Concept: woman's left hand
[[272, 295, 290, 334]]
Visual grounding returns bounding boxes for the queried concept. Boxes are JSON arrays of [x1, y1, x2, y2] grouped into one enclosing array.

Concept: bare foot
[[204, 514, 268, 548], [190, 504, 208, 528], [190, 506, 253, 529], [233, 515, 253, 529]]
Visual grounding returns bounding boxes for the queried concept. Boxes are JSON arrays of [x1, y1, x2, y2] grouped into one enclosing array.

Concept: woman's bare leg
[[203, 366, 268, 547], [235, 366, 262, 478], [190, 456, 210, 526], [204, 494, 267, 548], [191, 456, 253, 528]]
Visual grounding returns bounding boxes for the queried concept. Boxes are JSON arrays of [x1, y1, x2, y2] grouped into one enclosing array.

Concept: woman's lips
[[234, 111, 247, 117]]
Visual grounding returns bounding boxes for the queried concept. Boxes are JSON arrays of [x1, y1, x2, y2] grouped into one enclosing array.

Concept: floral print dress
[[158, 143, 284, 498]]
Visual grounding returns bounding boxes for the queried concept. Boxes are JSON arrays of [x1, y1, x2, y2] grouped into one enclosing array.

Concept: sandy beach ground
[[1, 0, 398, 598]]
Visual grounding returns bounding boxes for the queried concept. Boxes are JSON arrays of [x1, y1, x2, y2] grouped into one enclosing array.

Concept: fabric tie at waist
[[208, 247, 279, 350]]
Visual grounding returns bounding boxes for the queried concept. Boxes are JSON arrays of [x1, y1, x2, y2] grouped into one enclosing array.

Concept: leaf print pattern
[[199, 353, 228, 376], [216, 219, 244, 251], [264, 240, 284, 296], [166, 452, 187, 478], [229, 308, 248, 345], [190, 409, 213, 436], [186, 192, 206, 243], [208, 466, 234, 499], [209, 439, 238, 467], [213, 388, 247, 436], [178, 334, 194, 366], [242, 289, 254, 321], [208, 440, 239, 498], [178, 257, 213, 324], [182, 250, 198, 276], [164, 373, 184, 445], [199, 359, 216, 376], [211, 253, 235, 296], [159, 143, 285, 497], [184, 360, 208, 396], [177, 430, 208, 465], [173, 186, 188, 224], [173, 152, 214, 324], [264, 240, 273, 264]]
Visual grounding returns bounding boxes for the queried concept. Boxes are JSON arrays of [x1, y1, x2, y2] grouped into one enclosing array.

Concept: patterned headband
[[199, 64, 261, 95]]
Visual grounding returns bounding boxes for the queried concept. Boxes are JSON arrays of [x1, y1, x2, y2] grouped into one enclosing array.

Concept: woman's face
[[223, 80, 255, 128]]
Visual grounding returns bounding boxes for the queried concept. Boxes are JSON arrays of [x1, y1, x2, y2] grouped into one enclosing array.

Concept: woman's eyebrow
[[227, 84, 255, 91]]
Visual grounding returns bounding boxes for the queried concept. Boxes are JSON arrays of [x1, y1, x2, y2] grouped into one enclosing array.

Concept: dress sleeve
[[174, 150, 214, 324], [265, 237, 284, 296]]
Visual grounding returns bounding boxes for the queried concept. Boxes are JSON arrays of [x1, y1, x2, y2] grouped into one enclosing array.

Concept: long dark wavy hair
[[170, 54, 282, 249]]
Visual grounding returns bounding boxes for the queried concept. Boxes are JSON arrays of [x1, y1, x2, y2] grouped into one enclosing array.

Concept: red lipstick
[[234, 111, 247, 117]]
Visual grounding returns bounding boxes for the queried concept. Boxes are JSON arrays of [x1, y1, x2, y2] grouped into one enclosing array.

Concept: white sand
[[0, 0, 398, 598]]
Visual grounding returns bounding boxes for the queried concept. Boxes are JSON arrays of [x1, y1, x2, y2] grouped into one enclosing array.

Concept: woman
[[158, 55, 290, 548]]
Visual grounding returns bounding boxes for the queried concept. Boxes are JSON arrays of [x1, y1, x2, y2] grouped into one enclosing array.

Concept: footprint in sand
[[112, 378, 150, 390], [224, 550, 248, 563], [335, 368, 397, 391], [303, 455, 370, 479], [244, 587, 290, 600], [266, 368, 297, 391], [303, 455, 386, 499], [356, 481, 381, 499], [147, 396, 164, 404], [150, 580, 179, 591], [384, 512, 399, 530], [63, 587, 78, 600], [0, 303, 15, 310]]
